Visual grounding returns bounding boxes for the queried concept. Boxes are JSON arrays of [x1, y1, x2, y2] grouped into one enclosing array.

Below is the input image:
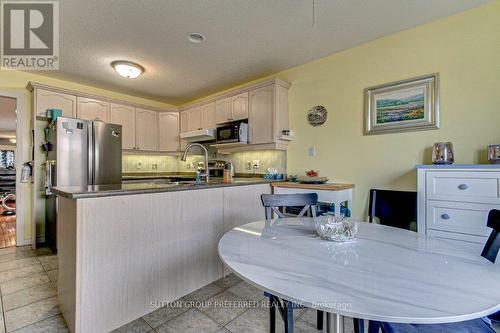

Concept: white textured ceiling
[[0, 96, 16, 138], [37, 0, 489, 105]]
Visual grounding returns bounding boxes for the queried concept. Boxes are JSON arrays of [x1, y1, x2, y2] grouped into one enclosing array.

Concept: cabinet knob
[[458, 184, 468, 190], [441, 214, 450, 220]]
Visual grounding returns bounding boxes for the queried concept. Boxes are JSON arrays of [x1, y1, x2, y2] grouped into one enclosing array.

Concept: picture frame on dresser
[[365, 73, 439, 135]]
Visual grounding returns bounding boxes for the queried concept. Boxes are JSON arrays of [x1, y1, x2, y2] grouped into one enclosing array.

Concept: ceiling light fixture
[[188, 33, 205, 44], [9, 138, 16, 144], [111, 61, 144, 79]]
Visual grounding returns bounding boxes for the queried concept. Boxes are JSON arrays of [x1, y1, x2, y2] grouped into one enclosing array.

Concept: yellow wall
[[279, 1, 500, 219], [0, 70, 175, 243], [3, 1, 500, 241], [183, 1, 500, 219]]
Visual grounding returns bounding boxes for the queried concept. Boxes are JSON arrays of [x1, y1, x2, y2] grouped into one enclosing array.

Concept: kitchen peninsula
[[51, 179, 273, 333]]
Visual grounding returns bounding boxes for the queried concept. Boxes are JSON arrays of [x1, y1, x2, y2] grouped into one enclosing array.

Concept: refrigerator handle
[[88, 122, 94, 185]]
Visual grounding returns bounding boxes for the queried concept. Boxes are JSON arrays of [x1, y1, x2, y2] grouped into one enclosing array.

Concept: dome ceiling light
[[111, 61, 144, 79]]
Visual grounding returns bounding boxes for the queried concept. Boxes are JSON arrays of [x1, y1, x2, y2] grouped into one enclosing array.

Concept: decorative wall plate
[[307, 105, 327, 127]]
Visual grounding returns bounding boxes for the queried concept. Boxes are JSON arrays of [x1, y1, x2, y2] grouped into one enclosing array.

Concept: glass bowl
[[314, 215, 358, 242]]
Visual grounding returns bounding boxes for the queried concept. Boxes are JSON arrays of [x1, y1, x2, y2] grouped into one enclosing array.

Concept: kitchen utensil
[[488, 144, 500, 164], [432, 142, 454, 165], [223, 162, 234, 183]]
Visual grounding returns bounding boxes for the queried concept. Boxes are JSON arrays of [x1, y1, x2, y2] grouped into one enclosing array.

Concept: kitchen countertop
[[52, 178, 278, 199]]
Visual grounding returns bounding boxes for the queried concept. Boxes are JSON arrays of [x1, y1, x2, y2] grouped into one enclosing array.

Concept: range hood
[[179, 128, 216, 142]]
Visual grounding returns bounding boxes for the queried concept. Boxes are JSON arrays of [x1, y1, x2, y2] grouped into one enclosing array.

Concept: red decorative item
[[306, 170, 319, 177]]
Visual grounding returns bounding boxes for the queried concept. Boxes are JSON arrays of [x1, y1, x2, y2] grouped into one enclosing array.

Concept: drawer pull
[[441, 214, 451, 220], [458, 184, 468, 190]]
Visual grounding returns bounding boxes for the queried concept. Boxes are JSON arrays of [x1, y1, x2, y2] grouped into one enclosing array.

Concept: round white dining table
[[218, 218, 500, 333]]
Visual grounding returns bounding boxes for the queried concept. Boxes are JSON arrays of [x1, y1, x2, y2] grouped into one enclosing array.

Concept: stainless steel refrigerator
[[45, 117, 122, 251]]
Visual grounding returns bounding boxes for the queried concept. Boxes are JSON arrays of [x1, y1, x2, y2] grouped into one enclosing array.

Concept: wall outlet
[[187, 162, 195, 170], [252, 160, 260, 169], [308, 146, 316, 157], [152, 163, 158, 170], [136, 160, 142, 169], [246, 162, 252, 170]]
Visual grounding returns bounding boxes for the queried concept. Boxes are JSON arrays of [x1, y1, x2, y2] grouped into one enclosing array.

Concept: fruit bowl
[[314, 215, 358, 242]]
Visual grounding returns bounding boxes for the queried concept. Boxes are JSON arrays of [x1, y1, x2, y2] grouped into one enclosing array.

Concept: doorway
[[0, 96, 17, 248]]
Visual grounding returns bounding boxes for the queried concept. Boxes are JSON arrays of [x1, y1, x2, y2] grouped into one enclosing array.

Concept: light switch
[[308, 146, 316, 157]]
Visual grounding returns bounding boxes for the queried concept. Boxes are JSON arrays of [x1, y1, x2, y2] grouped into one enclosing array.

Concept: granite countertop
[[52, 178, 279, 199]]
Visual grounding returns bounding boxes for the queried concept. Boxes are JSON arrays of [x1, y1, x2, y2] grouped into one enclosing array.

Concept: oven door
[[217, 125, 238, 143]]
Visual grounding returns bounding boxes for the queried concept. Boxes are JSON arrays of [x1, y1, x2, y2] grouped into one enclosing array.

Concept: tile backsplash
[[122, 150, 287, 175]]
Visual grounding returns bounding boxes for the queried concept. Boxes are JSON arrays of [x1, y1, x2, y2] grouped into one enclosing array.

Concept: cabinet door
[[200, 102, 216, 129], [136, 108, 158, 151], [180, 111, 189, 133], [231, 92, 249, 121], [249, 85, 274, 144], [216, 97, 231, 124], [36, 89, 76, 118], [77, 97, 110, 122], [222, 184, 271, 275], [158, 112, 179, 152], [188, 107, 202, 131], [110, 103, 136, 150]]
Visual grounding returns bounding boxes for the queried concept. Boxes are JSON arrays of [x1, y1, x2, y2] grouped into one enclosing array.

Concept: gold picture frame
[[364, 73, 439, 135]]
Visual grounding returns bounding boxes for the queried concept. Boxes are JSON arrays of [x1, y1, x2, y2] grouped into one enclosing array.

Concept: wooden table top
[[271, 182, 354, 191]]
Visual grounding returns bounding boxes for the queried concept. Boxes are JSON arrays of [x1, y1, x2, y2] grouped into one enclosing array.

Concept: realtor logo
[[1, 1, 59, 69]]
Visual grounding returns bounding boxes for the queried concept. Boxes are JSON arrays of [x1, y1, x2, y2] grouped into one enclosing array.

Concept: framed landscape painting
[[364, 73, 439, 134]]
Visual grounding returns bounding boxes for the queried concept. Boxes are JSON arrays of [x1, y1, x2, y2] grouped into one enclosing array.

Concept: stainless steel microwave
[[216, 122, 248, 144]]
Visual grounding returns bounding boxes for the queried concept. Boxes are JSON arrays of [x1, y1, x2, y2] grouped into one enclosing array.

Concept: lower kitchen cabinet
[[57, 183, 271, 332], [222, 184, 271, 275]]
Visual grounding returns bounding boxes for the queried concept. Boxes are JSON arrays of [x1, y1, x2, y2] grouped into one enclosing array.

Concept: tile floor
[[1, 246, 499, 333]]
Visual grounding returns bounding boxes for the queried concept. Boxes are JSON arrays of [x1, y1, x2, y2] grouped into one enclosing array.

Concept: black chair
[[261, 193, 323, 333], [373, 209, 500, 333], [368, 189, 417, 231], [354, 190, 419, 333]]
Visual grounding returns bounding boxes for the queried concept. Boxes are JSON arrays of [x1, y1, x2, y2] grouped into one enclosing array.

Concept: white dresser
[[417, 165, 500, 257]]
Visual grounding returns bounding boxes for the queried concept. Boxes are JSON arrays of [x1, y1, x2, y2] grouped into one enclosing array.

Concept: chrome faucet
[[180, 143, 210, 183]]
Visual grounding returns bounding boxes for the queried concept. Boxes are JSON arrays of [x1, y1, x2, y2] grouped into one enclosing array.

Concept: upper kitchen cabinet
[[34, 88, 76, 118], [189, 107, 202, 131], [180, 107, 205, 132], [77, 97, 110, 122], [216, 97, 232, 124], [200, 102, 216, 129], [135, 108, 158, 151], [248, 81, 289, 147], [231, 92, 249, 121], [215, 92, 248, 124], [180, 111, 189, 133], [249, 85, 274, 145], [110, 103, 136, 150], [158, 112, 180, 152]]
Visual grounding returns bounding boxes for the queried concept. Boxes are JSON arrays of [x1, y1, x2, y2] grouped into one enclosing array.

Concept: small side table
[[271, 182, 354, 217]]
